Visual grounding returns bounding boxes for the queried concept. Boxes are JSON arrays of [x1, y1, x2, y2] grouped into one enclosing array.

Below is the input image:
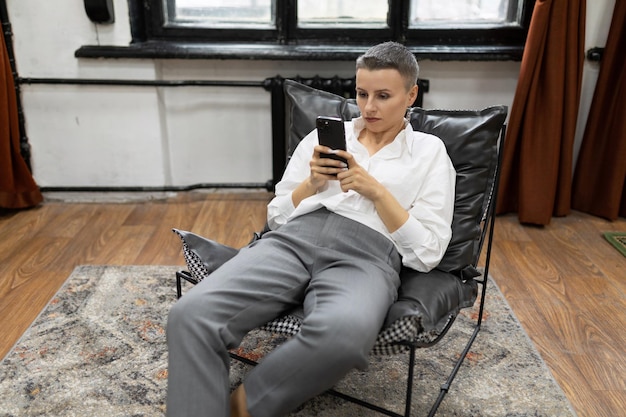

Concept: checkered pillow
[[258, 311, 445, 355], [261, 315, 302, 336], [178, 235, 211, 280], [173, 229, 238, 280]]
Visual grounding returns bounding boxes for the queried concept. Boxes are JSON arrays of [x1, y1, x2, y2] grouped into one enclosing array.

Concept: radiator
[[263, 75, 429, 189]]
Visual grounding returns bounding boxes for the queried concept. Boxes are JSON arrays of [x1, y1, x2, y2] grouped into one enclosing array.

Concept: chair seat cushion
[[173, 229, 478, 354]]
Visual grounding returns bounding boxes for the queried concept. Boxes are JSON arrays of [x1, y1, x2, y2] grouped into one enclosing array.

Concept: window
[[166, 0, 519, 29], [297, 1, 388, 28], [97, 0, 536, 61], [409, 0, 513, 26], [167, 0, 275, 29]]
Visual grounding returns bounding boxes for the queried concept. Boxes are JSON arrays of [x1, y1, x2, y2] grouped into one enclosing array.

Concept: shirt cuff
[[267, 192, 297, 229], [390, 215, 424, 249]]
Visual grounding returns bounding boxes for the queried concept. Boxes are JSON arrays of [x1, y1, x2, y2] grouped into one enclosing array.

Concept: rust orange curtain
[[572, 1, 626, 220], [0, 29, 42, 209], [496, 0, 586, 225]]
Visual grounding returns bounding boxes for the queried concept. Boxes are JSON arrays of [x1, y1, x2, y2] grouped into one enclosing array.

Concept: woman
[[167, 41, 456, 417]]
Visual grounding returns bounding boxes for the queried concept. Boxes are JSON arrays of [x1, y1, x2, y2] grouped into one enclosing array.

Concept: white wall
[[5, 0, 615, 188], [573, 0, 616, 172]]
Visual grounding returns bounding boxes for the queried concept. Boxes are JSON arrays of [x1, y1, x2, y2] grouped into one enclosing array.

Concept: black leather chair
[[174, 79, 507, 416]]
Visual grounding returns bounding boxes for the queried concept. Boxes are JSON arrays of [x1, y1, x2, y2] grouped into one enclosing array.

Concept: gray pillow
[[172, 229, 238, 279]]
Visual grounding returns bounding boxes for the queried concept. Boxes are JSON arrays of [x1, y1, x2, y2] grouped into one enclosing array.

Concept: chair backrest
[[283, 79, 507, 278]]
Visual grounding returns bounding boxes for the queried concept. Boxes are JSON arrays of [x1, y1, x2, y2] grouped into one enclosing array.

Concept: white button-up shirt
[[267, 117, 456, 272]]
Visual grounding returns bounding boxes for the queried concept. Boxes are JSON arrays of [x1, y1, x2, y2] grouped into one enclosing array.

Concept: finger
[[314, 145, 336, 156], [339, 178, 353, 193], [340, 151, 357, 168], [313, 163, 342, 178], [336, 168, 351, 180], [316, 156, 347, 169]]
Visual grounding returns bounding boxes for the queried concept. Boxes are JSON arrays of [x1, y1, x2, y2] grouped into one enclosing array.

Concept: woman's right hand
[[309, 145, 349, 188], [291, 146, 349, 207]]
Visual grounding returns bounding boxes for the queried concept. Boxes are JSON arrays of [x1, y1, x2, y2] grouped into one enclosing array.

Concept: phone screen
[[316, 116, 347, 165]]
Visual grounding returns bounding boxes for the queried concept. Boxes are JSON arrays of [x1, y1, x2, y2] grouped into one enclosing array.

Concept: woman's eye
[[379, 94, 389, 100]]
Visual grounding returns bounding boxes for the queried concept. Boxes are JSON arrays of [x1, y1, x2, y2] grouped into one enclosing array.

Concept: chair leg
[[427, 324, 482, 417], [175, 270, 200, 299], [404, 346, 416, 417], [176, 272, 183, 299]]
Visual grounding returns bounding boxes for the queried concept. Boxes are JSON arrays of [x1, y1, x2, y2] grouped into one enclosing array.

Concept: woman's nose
[[364, 98, 376, 113]]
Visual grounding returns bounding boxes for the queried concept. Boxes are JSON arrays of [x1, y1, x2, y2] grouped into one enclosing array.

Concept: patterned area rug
[[0, 265, 577, 417]]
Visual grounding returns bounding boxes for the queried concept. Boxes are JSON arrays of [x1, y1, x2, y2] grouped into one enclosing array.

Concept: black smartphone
[[316, 116, 347, 165]]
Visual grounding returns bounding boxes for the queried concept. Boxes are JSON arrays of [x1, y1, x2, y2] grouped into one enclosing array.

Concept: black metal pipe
[[17, 77, 264, 88], [16, 74, 428, 193], [18, 77, 275, 191], [40, 181, 273, 193]]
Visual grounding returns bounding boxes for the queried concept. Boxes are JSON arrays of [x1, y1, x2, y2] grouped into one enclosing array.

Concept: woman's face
[[355, 68, 417, 137]]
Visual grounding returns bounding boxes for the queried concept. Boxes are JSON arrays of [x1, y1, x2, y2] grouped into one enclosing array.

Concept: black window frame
[[76, 0, 536, 61]]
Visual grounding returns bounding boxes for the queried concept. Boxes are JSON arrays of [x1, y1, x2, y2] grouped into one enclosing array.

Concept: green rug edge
[[603, 232, 626, 257]]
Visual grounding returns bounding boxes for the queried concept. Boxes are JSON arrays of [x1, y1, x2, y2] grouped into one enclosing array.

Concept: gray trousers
[[166, 208, 402, 417]]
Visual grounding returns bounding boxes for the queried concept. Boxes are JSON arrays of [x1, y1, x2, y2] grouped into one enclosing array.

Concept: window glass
[[168, 0, 275, 28], [409, 0, 511, 26], [297, 0, 388, 28]]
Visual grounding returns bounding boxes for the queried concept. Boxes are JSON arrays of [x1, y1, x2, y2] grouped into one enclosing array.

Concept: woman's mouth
[[365, 117, 380, 123]]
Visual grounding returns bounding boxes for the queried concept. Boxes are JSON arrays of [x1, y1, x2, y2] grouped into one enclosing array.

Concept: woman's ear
[[407, 84, 419, 107]]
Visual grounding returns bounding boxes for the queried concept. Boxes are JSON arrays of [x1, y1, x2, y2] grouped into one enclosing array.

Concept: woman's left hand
[[334, 150, 409, 233], [334, 151, 384, 202]]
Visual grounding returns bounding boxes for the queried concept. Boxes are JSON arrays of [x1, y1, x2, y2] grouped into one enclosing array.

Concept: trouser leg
[[166, 235, 312, 417], [167, 209, 401, 417], [245, 212, 402, 417]]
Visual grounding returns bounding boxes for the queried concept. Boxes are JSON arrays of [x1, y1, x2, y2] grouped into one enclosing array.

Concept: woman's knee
[[307, 315, 377, 362], [168, 295, 195, 338], [167, 290, 219, 340], [167, 288, 248, 353]]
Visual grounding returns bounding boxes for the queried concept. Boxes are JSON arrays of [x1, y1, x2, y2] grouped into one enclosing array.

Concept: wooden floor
[[1, 190, 624, 417]]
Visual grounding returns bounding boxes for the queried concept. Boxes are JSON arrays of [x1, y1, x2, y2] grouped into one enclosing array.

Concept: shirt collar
[[351, 117, 413, 158]]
